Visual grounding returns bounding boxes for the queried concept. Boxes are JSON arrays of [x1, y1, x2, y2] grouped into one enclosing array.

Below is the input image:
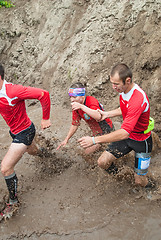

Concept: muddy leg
[[134, 173, 148, 187]]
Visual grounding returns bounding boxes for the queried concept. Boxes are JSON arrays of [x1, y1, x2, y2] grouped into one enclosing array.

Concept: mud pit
[[0, 0, 161, 238], [0, 106, 161, 240]]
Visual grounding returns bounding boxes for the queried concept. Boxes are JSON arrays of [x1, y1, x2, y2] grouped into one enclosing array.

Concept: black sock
[[5, 172, 18, 204]]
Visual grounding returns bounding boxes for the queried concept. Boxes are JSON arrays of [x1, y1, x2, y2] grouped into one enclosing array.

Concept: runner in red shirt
[[57, 82, 114, 155], [0, 64, 51, 221], [78, 63, 153, 188]]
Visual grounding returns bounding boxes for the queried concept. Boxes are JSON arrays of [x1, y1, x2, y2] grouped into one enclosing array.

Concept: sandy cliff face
[[0, 0, 161, 132]]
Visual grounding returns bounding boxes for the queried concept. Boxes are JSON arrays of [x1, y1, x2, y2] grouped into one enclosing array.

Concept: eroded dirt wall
[[0, 0, 161, 133]]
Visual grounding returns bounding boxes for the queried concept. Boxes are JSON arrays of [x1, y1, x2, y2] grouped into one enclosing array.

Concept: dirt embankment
[[0, 0, 160, 131]]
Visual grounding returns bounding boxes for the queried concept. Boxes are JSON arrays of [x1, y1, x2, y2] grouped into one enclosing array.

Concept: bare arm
[[98, 107, 122, 121], [78, 128, 129, 149], [57, 125, 78, 150], [71, 102, 101, 121], [65, 124, 79, 142], [95, 128, 129, 143]]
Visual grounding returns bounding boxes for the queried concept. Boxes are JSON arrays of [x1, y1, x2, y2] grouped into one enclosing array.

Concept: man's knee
[[97, 151, 114, 169], [1, 163, 10, 176], [97, 156, 106, 168]]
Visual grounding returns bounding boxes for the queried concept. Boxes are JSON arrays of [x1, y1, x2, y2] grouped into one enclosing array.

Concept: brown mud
[[0, 106, 161, 240], [0, 0, 161, 239]]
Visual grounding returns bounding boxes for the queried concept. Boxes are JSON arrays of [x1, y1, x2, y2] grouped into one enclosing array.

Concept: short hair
[[70, 82, 85, 88], [0, 64, 4, 80], [110, 63, 132, 84]]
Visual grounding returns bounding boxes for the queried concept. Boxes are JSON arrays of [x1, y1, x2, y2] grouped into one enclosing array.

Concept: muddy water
[[1, 151, 161, 240], [0, 109, 161, 240]]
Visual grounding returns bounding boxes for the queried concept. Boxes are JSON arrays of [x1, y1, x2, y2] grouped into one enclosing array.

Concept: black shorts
[[106, 135, 153, 175], [102, 123, 115, 134], [98, 120, 115, 135], [9, 122, 36, 146]]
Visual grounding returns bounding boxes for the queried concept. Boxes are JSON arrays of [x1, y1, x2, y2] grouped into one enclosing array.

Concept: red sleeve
[[121, 92, 147, 133], [7, 84, 51, 120], [72, 110, 81, 126], [85, 96, 100, 110]]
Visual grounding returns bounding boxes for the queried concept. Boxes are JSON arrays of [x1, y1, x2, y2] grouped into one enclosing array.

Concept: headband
[[68, 88, 85, 97]]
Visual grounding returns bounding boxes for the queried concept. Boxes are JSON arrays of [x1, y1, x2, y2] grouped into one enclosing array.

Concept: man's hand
[[56, 139, 68, 150], [41, 119, 51, 129], [97, 109, 109, 121], [78, 136, 93, 148], [71, 102, 82, 111]]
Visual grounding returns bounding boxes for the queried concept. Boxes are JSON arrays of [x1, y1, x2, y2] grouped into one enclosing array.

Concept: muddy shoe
[[0, 203, 20, 222], [105, 162, 118, 175]]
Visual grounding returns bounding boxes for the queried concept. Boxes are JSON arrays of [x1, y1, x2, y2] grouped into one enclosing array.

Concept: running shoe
[[0, 203, 19, 221]]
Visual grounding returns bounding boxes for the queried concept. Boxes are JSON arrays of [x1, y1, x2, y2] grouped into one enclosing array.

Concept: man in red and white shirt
[[78, 63, 153, 188], [0, 64, 51, 220]]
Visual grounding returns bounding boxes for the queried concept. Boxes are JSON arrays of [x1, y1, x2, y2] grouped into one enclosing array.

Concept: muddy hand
[[56, 143, 62, 150], [56, 139, 67, 150], [78, 136, 93, 148], [41, 119, 51, 129]]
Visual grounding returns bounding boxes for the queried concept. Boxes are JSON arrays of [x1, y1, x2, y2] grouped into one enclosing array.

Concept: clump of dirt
[[35, 153, 74, 177], [115, 166, 135, 183], [34, 131, 75, 177]]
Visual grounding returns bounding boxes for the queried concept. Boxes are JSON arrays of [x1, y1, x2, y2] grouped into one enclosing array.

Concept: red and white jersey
[[72, 96, 113, 136], [120, 84, 151, 141], [0, 80, 51, 134]]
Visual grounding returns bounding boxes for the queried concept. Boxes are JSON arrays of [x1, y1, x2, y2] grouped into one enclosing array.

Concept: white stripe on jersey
[[0, 80, 18, 106], [120, 84, 149, 113]]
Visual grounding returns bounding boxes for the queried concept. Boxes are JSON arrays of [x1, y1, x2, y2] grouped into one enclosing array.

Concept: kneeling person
[[78, 64, 153, 188], [57, 82, 114, 154]]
